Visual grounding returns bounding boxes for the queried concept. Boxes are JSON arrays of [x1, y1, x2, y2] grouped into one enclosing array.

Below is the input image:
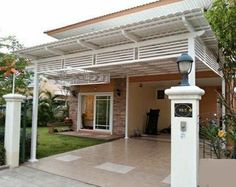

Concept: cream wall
[[128, 83, 220, 136], [128, 83, 171, 136]]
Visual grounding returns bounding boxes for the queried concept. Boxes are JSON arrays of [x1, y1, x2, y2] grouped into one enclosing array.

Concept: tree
[[205, 0, 236, 158], [38, 90, 69, 126], [0, 36, 32, 105]]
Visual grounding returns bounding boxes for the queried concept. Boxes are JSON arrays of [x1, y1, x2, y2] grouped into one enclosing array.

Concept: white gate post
[[3, 93, 25, 168], [165, 86, 205, 187]]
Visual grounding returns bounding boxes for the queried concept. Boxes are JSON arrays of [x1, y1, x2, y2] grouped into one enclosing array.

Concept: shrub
[[0, 128, 31, 163], [0, 112, 5, 127], [19, 130, 31, 163], [0, 143, 5, 166]]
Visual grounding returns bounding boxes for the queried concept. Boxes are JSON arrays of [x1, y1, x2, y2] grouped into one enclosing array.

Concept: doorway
[[78, 93, 113, 133]]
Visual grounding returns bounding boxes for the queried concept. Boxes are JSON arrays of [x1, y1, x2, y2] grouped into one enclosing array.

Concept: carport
[[17, 7, 221, 162]]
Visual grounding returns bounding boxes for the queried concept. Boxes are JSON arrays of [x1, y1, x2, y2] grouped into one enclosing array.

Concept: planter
[[0, 165, 9, 171], [200, 159, 236, 187]]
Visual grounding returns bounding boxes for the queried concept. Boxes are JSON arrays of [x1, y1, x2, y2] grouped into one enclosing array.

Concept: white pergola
[[18, 7, 221, 162]]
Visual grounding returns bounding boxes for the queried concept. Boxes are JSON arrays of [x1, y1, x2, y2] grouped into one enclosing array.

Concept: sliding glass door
[[79, 93, 112, 132], [94, 95, 111, 130]]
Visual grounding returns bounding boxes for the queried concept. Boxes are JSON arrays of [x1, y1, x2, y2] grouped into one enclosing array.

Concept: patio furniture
[[145, 109, 160, 135], [47, 119, 73, 134]]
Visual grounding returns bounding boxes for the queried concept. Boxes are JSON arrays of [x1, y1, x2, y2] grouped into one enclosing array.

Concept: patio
[[25, 138, 171, 187]]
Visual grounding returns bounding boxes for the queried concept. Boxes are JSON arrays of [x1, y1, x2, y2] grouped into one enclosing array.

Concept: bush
[[19, 130, 31, 163], [0, 128, 31, 163], [0, 143, 5, 166], [0, 112, 5, 127]]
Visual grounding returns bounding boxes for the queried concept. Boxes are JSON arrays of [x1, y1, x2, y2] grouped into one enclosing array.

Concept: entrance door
[[94, 95, 111, 131], [79, 93, 112, 132]]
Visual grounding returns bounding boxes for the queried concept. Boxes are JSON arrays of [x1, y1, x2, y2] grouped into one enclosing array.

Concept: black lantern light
[[176, 53, 193, 86]]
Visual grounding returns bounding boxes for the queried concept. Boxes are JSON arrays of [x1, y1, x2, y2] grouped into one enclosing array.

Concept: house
[[17, 0, 222, 160]]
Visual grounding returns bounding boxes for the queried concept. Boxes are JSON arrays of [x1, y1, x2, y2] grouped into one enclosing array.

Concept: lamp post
[[176, 53, 193, 86], [165, 53, 205, 187]]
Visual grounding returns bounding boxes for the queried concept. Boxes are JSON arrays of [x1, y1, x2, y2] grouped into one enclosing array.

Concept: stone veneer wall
[[68, 86, 79, 130], [68, 78, 126, 136], [112, 78, 126, 136]]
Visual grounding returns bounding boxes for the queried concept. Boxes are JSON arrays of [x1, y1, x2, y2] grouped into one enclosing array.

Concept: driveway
[[0, 166, 96, 187], [26, 139, 171, 187]]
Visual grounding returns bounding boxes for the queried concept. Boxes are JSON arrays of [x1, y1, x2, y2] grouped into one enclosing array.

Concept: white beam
[[121, 30, 140, 43], [188, 36, 196, 86], [182, 16, 195, 33], [29, 63, 39, 162], [17, 53, 37, 60], [125, 76, 129, 139], [182, 16, 205, 40], [77, 40, 99, 50], [44, 46, 65, 56]]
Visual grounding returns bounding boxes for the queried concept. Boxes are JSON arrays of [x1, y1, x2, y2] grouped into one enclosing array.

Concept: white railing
[[64, 55, 93, 68], [195, 39, 220, 75], [96, 48, 134, 65], [37, 59, 63, 73], [139, 39, 188, 59]]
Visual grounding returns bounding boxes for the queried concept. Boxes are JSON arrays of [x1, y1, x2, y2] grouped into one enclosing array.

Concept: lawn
[[37, 127, 106, 158]]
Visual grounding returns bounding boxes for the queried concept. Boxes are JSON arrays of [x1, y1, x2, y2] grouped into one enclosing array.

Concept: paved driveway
[[0, 166, 96, 187], [26, 139, 171, 187]]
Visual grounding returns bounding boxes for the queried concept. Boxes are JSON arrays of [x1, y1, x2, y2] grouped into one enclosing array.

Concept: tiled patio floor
[[26, 139, 171, 187], [57, 130, 122, 141]]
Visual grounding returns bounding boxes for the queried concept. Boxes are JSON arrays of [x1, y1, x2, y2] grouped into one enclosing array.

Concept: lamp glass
[[178, 61, 192, 74]]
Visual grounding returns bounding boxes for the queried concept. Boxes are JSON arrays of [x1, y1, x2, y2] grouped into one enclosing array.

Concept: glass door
[[94, 95, 111, 131], [81, 95, 94, 130]]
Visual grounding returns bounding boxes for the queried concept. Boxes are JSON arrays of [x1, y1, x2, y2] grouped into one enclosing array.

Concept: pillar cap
[[3, 94, 26, 102], [165, 86, 205, 100]]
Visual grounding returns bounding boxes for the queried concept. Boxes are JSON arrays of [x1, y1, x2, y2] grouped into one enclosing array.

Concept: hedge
[[0, 143, 5, 166], [0, 128, 31, 165]]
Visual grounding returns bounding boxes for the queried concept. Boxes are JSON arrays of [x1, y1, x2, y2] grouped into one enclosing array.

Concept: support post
[[188, 37, 196, 86], [29, 66, 39, 162], [3, 94, 25, 168], [125, 76, 129, 139], [165, 86, 205, 187]]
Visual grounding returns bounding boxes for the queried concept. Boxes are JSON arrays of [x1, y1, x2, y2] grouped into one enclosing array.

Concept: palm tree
[[38, 90, 68, 126]]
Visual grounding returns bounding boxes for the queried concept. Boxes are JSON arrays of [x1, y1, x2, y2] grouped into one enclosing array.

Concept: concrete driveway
[[26, 139, 171, 187], [0, 166, 96, 187]]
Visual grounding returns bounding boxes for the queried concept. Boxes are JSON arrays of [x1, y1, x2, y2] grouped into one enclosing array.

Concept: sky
[[0, 0, 155, 48]]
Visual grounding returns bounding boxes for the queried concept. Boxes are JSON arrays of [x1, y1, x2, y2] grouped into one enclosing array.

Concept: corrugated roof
[[45, 0, 182, 36]]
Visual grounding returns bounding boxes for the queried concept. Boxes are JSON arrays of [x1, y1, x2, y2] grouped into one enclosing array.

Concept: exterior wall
[[68, 87, 79, 130], [69, 78, 126, 136], [113, 79, 126, 136], [69, 75, 220, 136], [128, 83, 171, 136], [128, 84, 220, 136], [199, 86, 220, 119]]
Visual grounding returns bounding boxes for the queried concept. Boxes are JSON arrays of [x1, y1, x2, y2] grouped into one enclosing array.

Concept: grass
[[37, 127, 106, 158]]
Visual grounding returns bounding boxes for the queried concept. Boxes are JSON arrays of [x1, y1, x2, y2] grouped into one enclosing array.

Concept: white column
[[188, 36, 196, 86], [125, 76, 129, 139], [165, 86, 205, 187], [222, 78, 226, 129], [3, 94, 25, 168], [29, 67, 39, 162]]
